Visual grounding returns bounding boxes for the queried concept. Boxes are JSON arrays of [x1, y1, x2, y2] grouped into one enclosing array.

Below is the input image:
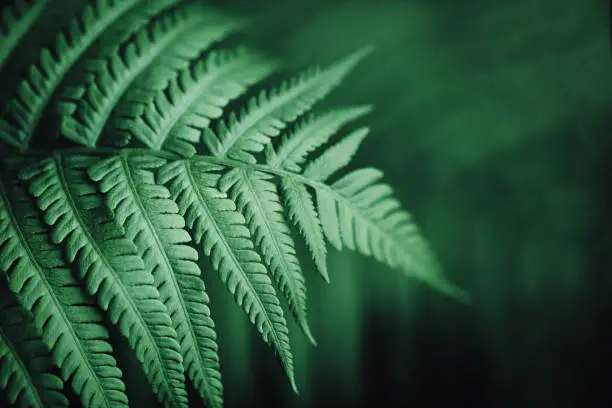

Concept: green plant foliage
[[0, 280, 67, 408], [0, 0, 468, 407]]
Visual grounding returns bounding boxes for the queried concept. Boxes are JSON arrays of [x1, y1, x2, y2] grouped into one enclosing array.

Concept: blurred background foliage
[[200, 0, 612, 407], [4, 0, 611, 406]]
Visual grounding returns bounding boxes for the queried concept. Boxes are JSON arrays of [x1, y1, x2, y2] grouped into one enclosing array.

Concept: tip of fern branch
[[289, 375, 300, 395], [320, 272, 330, 284], [352, 44, 376, 61], [334, 45, 375, 76], [430, 279, 471, 305], [300, 320, 318, 347]]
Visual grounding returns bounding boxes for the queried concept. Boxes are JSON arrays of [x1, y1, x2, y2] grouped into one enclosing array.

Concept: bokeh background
[[3, 0, 611, 407], [201, 0, 612, 407]]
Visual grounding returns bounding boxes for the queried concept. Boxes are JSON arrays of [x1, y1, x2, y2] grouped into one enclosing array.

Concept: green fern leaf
[[279, 176, 328, 282], [58, 3, 239, 148], [264, 107, 371, 280], [316, 167, 468, 301], [0, 0, 143, 149], [21, 153, 189, 408], [158, 159, 298, 392], [303, 127, 370, 182], [0, 160, 128, 408], [219, 168, 314, 344], [265, 105, 372, 172], [199, 153, 468, 301], [88, 152, 223, 408], [204, 47, 372, 164], [123, 48, 274, 157], [0, 0, 46, 72], [0, 283, 67, 408]]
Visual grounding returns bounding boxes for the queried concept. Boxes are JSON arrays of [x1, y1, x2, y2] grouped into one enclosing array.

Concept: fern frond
[[265, 109, 370, 281], [204, 47, 372, 164], [198, 154, 468, 301], [0, 0, 46, 72], [88, 152, 223, 408], [158, 159, 298, 392], [219, 168, 314, 344], [0, 0, 143, 149], [280, 176, 328, 282], [316, 168, 468, 300], [0, 283, 67, 408], [58, 3, 240, 148], [21, 154, 189, 408], [0, 161, 128, 408], [123, 48, 274, 157], [265, 106, 372, 171]]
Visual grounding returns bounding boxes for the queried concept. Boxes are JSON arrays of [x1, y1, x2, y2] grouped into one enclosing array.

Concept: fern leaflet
[[58, 3, 239, 148], [0, 159, 128, 408], [0, 0, 46, 72], [124, 48, 274, 156], [0, 283, 67, 408], [220, 168, 314, 343], [303, 127, 370, 182], [0, 0, 142, 149], [89, 152, 223, 408], [280, 176, 329, 282], [315, 167, 468, 300], [158, 159, 298, 392], [21, 154, 189, 408], [265, 105, 372, 171], [198, 154, 469, 302], [204, 47, 372, 164]]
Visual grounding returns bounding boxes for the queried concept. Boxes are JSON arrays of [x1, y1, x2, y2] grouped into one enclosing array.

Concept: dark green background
[[203, 1, 612, 407]]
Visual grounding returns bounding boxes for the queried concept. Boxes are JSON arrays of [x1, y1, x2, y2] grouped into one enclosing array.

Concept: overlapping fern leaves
[[0, 1, 468, 407]]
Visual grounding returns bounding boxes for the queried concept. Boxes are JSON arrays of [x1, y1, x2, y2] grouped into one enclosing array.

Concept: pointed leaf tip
[[340, 45, 375, 68], [299, 319, 317, 347], [289, 375, 300, 395]]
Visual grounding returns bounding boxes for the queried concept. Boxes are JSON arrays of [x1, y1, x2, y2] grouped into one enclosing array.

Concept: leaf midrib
[[0, 1, 46, 72], [216, 73, 317, 158], [238, 169, 304, 316], [77, 6, 215, 146], [0, 329, 44, 408], [117, 152, 210, 393], [155, 55, 247, 149], [197, 156, 404, 252], [0, 176, 113, 408], [281, 177, 326, 272], [53, 153, 179, 408], [183, 161, 286, 355], [15, 0, 141, 147]]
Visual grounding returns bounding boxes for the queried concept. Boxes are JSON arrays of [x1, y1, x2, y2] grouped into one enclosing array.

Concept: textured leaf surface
[[0, 0, 142, 149], [280, 176, 328, 282], [59, 2, 239, 148], [0, 0, 47, 72], [206, 48, 371, 164], [220, 168, 314, 343], [89, 152, 223, 408], [158, 159, 298, 392], [0, 282, 67, 408], [303, 127, 369, 181], [0, 159, 127, 408], [129, 48, 273, 156], [266, 105, 371, 172], [21, 154, 189, 408], [317, 168, 468, 301]]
